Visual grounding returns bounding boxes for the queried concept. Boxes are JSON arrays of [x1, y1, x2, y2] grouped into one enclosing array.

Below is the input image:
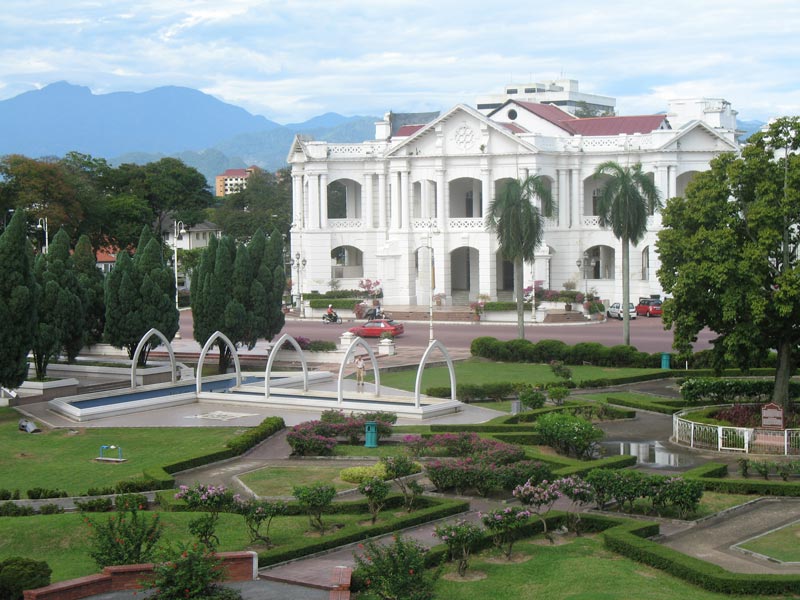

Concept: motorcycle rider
[[325, 304, 339, 323]]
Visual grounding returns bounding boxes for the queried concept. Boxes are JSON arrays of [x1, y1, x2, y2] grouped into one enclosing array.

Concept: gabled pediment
[[658, 121, 738, 153], [286, 134, 313, 164], [385, 104, 540, 157]]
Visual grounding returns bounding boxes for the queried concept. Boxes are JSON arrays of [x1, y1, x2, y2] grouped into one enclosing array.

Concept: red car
[[635, 299, 663, 317], [348, 319, 405, 337]]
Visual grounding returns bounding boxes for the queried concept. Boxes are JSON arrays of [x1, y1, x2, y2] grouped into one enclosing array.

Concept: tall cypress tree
[[0, 210, 37, 388], [73, 234, 105, 345], [104, 227, 178, 365], [31, 229, 85, 378]]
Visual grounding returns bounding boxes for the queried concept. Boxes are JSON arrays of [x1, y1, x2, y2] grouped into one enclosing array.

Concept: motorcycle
[[322, 312, 342, 324], [364, 307, 384, 320]]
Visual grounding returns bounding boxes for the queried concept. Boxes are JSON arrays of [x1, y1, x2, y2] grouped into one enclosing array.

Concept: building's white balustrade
[[522, 133, 660, 154], [327, 218, 364, 229], [448, 218, 485, 231], [582, 216, 601, 227], [412, 219, 438, 231], [331, 266, 364, 278], [544, 217, 559, 229]]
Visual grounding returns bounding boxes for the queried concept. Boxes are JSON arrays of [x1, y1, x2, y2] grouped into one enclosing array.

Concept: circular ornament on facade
[[508, 109, 518, 120], [453, 124, 476, 150]]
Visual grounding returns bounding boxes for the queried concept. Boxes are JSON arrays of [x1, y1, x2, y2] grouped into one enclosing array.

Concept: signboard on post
[[761, 403, 784, 429]]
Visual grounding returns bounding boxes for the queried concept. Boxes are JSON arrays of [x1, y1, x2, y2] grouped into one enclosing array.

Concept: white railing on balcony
[[327, 218, 363, 229], [331, 265, 364, 279], [412, 218, 438, 231], [327, 144, 369, 158], [582, 216, 601, 227], [673, 407, 800, 455], [448, 218, 485, 231]]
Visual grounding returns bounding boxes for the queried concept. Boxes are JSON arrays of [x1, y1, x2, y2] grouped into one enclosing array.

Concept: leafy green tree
[[658, 117, 800, 407], [142, 157, 213, 234], [104, 227, 178, 365], [0, 210, 37, 388], [31, 229, 86, 378], [486, 176, 555, 339], [72, 234, 105, 345], [213, 168, 291, 243], [593, 162, 661, 345]]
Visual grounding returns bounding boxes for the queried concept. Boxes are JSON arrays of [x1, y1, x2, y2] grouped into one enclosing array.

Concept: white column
[[570, 169, 579, 228], [307, 174, 319, 230], [480, 170, 490, 218], [390, 171, 401, 230], [401, 171, 411, 230], [421, 180, 430, 219], [292, 175, 304, 227], [364, 173, 374, 228], [319, 174, 328, 226], [378, 172, 387, 230], [668, 165, 678, 199], [436, 170, 447, 231], [557, 169, 568, 226]]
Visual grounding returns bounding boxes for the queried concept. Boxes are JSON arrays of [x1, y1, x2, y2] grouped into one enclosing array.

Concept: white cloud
[[0, 0, 798, 122]]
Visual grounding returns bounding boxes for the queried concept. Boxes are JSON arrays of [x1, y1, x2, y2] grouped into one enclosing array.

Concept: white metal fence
[[673, 406, 800, 455]]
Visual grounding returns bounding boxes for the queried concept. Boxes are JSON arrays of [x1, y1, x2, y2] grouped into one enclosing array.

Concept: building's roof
[[394, 124, 426, 137], [565, 115, 669, 136], [498, 122, 529, 134], [219, 168, 250, 178], [493, 99, 669, 137], [95, 248, 117, 263], [389, 112, 440, 136]]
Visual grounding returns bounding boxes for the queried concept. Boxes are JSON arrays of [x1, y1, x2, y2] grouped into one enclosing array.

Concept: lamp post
[[36, 217, 48, 253], [292, 252, 307, 318], [421, 225, 439, 342], [172, 221, 186, 339]]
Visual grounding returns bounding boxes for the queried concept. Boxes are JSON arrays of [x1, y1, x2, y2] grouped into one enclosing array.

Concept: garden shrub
[[307, 340, 337, 352], [433, 520, 483, 577], [480, 506, 531, 559], [225, 416, 285, 454], [0, 490, 19, 501], [519, 386, 546, 410], [235, 498, 286, 547], [84, 499, 164, 568], [37, 503, 64, 515], [0, 557, 51, 600], [535, 412, 604, 459], [358, 477, 391, 525], [86, 486, 115, 496], [286, 422, 337, 456], [175, 484, 237, 550], [293, 482, 337, 534], [352, 535, 442, 600], [340, 463, 388, 484], [586, 468, 703, 517], [26, 487, 68, 500], [146, 543, 239, 600], [115, 478, 161, 494], [0, 502, 34, 517], [381, 456, 424, 512]]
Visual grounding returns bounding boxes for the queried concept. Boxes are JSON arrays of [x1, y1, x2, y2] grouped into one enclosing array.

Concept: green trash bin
[[365, 421, 378, 448], [661, 352, 671, 370]]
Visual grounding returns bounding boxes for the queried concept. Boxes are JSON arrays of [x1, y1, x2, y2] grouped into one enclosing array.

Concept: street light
[[292, 252, 307, 318], [36, 217, 48, 253], [576, 251, 596, 299], [421, 225, 439, 342], [173, 221, 186, 338]]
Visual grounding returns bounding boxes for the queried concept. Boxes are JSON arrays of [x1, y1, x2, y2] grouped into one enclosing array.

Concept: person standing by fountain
[[355, 355, 365, 388]]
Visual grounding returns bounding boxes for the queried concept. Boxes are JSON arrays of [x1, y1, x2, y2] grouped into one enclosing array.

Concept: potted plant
[[378, 331, 396, 356], [433, 292, 446, 307], [359, 278, 382, 306], [469, 300, 485, 322]]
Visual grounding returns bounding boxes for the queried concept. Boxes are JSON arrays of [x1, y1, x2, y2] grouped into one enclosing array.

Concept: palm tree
[[593, 161, 661, 345], [486, 176, 555, 339]]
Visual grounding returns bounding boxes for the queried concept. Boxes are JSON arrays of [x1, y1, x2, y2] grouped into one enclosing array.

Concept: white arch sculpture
[[337, 337, 380, 405], [414, 340, 456, 409], [196, 331, 242, 395], [130, 328, 177, 388], [265, 333, 309, 398]]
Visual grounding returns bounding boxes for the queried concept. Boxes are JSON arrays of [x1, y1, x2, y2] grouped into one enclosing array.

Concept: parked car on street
[[607, 302, 636, 320], [635, 298, 663, 318], [348, 319, 405, 337]]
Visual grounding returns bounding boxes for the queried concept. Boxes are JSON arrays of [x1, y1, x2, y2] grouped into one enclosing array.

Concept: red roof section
[[96, 248, 118, 262], [494, 100, 668, 137], [394, 124, 426, 137], [498, 122, 528, 134], [566, 115, 668, 136], [220, 168, 249, 178]]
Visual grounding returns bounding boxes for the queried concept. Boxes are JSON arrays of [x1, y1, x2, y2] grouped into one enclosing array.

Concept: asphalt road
[[178, 310, 715, 354]]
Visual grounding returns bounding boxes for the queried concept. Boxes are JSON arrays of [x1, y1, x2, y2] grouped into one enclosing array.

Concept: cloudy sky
[[1, 0, 798, 124]]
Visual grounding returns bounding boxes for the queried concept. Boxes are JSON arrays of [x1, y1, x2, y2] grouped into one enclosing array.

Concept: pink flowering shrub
[[425, 458, 552, 497], [513, 478, 564, 542], [479, 506, 531, 559], [433, 520, 483, 576]]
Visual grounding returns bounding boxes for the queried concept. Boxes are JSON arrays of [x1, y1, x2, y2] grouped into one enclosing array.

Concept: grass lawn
[[0, 408, 240, 496], [471, 400, 514, 412], [333, 444, 408, 458], [369, 358, 663, 392], [739, 522, 800, 562], [238, 465, 356, 496], [428, 534, 784, 600], [0, 507, 403, 583]]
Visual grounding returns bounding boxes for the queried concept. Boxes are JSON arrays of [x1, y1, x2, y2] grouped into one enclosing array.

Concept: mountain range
[[0, 82, 377, 183], [0, 82, 764, 185]]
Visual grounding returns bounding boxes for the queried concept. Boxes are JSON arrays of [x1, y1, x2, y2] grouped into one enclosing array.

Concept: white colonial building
[[287, 92, 738, 308]]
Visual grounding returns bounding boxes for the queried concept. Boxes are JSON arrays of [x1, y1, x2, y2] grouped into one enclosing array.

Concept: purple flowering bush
[[433, 520, 483, 577], [174, 484, 238, 550], [480, 506, 531, 559], [513, 478, 564, 542]]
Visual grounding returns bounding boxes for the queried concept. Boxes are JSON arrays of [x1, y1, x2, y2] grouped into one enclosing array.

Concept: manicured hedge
[[604, 395, 687, 414], [683, 462, 800, 496], [680, 378, 800, 404], [309, 298, 360, 309], [483, 301, 533, 311], [257, 497, 469, 567], [602, 519, 800, 595]]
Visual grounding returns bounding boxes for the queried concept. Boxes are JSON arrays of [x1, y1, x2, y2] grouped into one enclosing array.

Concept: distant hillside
[[737, 119, 765, 141], [0, 82, 378, 184], [0, 82, 281, 158]]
